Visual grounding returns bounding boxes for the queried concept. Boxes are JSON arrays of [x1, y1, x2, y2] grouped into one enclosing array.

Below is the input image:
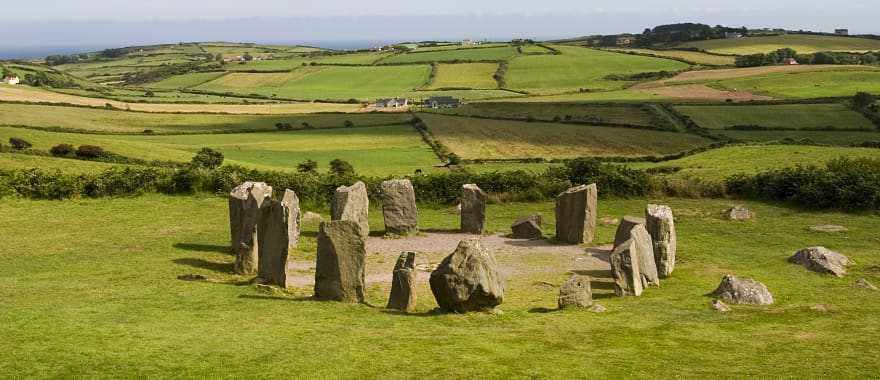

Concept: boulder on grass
[[229, 182, 273, 275], [610, 239, 643, 297], [646, 204, 676, 278], [314, 220, 366, 303], [555, 184, 597, 244], [725, 206, 753, 221], [460, 184, 487, 234], [558, 275, 593, 309], [711, 275, 773, 305], [331, 181, 370, 240], [257, 198, 290, 288], [387, 252, 417, 312], [789, 246, 850, 277], [382, 179, 418, 235], [511, 214, 543, 240], [430, 239, 504, 312]]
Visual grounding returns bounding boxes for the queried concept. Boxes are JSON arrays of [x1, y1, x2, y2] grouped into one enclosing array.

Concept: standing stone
[[281, 189, 301, 250], [430, 239, 504, 312], [711, 275, 774, 305], [382, 179, 418, 235], [613, 217, 659, 287], [555, 184, 597, 244], [610, 238, 644, 297], [387, 252, 417, 312], [331, 181, 369, 240], [510, 214, 543, 240], [460, 184, 487, 234], [314, 220, 366, 303], [789, 247, 850, 277], [646, 204, 676, 278], [613, 216, 646, 247], [229, 182, 272, 275], [558, 275, 593, 309], [257, 198, 290, 288]]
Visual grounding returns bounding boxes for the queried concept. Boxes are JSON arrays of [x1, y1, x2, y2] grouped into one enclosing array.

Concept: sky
[[1, 0, 877, 54]]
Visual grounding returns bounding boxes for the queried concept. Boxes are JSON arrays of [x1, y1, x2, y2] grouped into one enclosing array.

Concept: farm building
[[724, 32, 743, 39], [835, 29, 849, 36], [375, 98, 409, 108], [2, 76, 20, 85], [425, 96, 460, 108], [783, 58, 799, 65]]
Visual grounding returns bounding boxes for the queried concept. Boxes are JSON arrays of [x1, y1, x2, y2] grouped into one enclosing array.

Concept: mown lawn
[[675, 103, 876, 130], [1, 195, 878, 377], [677, 33, 880, 54]]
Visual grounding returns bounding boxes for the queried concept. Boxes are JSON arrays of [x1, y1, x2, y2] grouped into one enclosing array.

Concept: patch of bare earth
[[636, 84, 773, 102], [285, 232, 612, 289]]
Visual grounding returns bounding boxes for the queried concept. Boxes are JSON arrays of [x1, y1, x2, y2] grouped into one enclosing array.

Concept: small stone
[[725, 206, 753, 221], [387, 252, 417, 312], [558, 274, 593, 309], [429, 239, 505, 312], [177, 274, 207, 281], [711, 299, 731, 312], [646, 204, 677, 278], [511, 214, 543, 240], [588, 304, 607, 313], [855, 278, 877, 290], [488, 308, 504, 316], [331, 181, 370, 240], [789, 246, 850, 277], [460, 184, 487, 234], [382, 179, 418, 235], [302, 211, 323, 223], [712, 275, 774, 305], [555, 184, 598, 244], [809, 225, 848, 233]]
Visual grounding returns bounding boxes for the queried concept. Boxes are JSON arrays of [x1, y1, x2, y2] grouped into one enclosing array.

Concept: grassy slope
[[506, 45, 690, 95], [606, 48, 736, 66], [0, 153, 139, 174], [676, 103, 876, 130], [146, 72, 227, 89], [428, 103, 656, 126], [678, 34, 880, 54], [418, 113, 711, 159], [427, 63, 499, 89], [714, 130, 880, 145], [714, 69, 880, 98], [378, 46, 518, 64], [1, 195, 878, 377]]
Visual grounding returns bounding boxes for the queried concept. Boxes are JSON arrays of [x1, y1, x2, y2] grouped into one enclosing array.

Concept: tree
[[144, 90, 155, 97], [243, 52, 254, 61], [215, 53, 224, 62], [853, 92, 877, 109], [8, 137, 32, 150], [190, 147, 224, 169], [329, 159, 355, 176], [297, 159, 318, 173]]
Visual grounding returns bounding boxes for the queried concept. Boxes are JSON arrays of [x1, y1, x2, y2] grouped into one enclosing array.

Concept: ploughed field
[[1, 195, 878, 377]]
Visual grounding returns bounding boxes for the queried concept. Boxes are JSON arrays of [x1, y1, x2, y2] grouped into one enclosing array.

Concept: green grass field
[[2, 195, 878, 377], [196, 65, 431, 100], [676, 103, 876, 130], [146, 72, 228, 89], [427, 63, 499, 89], [0, 103, 411, 133], [606, 48, 736, 66], [713, 130, 880, 145], [506, 46, 690, 94], [0, 125, 439, 176], [428, 102, 657, 126], [378, 46, 519, 64], [0, 153, 138, 174], [678, 34, 880, 54], [417, 113, 711, 159], [713, 69, 880, 99]]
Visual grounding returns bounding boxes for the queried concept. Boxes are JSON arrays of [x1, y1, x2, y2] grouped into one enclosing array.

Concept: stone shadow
[[173, 243, 230, 255], [172, 258, 234, 273], [586, 247, 612, 263], [528, 307, 560, 314], [238, 294, 314, 302]]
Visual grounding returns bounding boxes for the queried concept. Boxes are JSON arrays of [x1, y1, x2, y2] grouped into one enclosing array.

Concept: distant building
[[724, 32, 743, 39], [783, 58, 799, 65], [2, 76, 19, 85], [615, 35, 636, 46], [425, 96, 460, 108], [375, 98, 408, 108], [461, 39, 481, 46], [835, 29, 849, 36]]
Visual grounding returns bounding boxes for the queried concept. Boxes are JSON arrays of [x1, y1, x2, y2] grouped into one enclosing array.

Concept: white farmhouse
[[2, 75, 20, 85]]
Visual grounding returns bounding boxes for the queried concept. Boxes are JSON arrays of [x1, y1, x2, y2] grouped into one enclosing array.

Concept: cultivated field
[[714, 69, 880, 99], [676, 103, 876, 130], [427, 63, 499, 89], [428, 102, 658, 126], [677, 34, 880, 54], [606, 48, 736, 66], [378, 46, 519, 64], [714, 130, 880, 145]]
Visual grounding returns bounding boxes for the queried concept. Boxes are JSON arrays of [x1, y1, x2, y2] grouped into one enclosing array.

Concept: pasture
[[428, 102, 657, 126], [676, 103, 876, 130], [713, 69, 880, 99], [677, 34, 880, 54], [606, 48, 736, 66], [146, 72, 227, 89], [378, 46, 519, 64], [417, 113, 712, 159], [427, 63, 499, 89], [714, 130, 880, 145], [2, 195, 879, 377]]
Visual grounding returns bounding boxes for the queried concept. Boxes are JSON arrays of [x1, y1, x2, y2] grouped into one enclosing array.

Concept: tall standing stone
[[257, 198, 290, 288], [314, 220, 366, 303], [460, 184, 487, 234], [281, 189, 301, 250], [331, 181, 369, 240], [229, 182, 272, 275], [430, 239, 504, 312], [555, 184, 597, 244], [387, 251, 417, 312], [646, 204, 676, 278], [613, 216, 646, 247], [610, 238, 644, 297], [382, 179, 418, 235]]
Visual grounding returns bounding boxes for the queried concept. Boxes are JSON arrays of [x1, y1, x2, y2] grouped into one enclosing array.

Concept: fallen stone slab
[[387, 252, 417, 312], [711, 275, 773, 305], [430, 238, 504, 312], [460, 184, 487, 234], [511, 214, 543, 240], [382, 179, 418, 235], [646, 204, 676, 278], [789, 246, 850, 277], [314, 220, 366, 303], [555, 184, 597, 244], [558, 274, 592, 309], [331, 181, 370, 240]]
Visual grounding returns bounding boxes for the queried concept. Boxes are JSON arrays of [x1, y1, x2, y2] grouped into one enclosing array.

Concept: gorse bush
[[9, 137, 32, 150], [191, 147, 224, 169], [50, 144, 76, 157], [75, 145, 105, 159]]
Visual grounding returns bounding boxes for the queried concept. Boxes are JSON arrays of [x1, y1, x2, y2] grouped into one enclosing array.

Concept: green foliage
[[564, 158, 653, 197], [8, 137, 32, 150], [329, 159, 355, 176], [49, 144, 75, 157], [75, 145, 105, 159], [297, 160, 318, 174], [190, 148, 224, 170], [853, 92, 877, 109]]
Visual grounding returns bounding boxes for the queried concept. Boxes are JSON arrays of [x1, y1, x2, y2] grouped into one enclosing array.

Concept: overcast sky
[[1, 0, 877, 52]]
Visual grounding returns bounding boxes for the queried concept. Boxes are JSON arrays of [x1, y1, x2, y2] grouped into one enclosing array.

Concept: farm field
[[642, 65, 854, 86], [629, 145, 880, 181], [0, 103, 408, 133], [0, 153, 139, 174], [713, 130, 880, 145], [428, 102, 657, 126], [378, 46, 519, 64], [417, 113, 712, 159], [713, 69, 880, 99], [427, 63, 499, 89], [676, 103, 876, 130], [677, 34, 880, 54], [146, 72, 227, 89], [195, 65, 431, 101], [406, 89, 524, 102], [505, 45, 690, 94], [2, 195, 879, 377], [0, 125, 439, 176], [223, 52, 392, 71], [606, 48, 736, 66], [486, 89, 668, 102]]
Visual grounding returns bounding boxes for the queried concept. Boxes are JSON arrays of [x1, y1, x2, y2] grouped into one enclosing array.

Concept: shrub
[[344, 120, 354, 128], [143, 129, 155, 134], [75, 145, 105, 159], [275, 122, 293, 131], [853, 92, 876, 110], [297, 160, 318, 173], [190, 147, 224, 169], [329, 159, 355, 176], [9, 137, 32, 150], [49, 144, 75, 157], [564, 158, 654, 197]]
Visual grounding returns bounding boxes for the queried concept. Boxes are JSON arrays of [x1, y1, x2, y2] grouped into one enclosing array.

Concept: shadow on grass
[[528, 307, 560, 314], [173, 243, 230, 255], [238, 294, 315, 302], [380, 308, 449, 317], [172, 258, 234, 273]]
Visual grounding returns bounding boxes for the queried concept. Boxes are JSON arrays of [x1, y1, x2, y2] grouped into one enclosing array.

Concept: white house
[[2, 76, 20, 85], [375, 98, 409, 108]]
